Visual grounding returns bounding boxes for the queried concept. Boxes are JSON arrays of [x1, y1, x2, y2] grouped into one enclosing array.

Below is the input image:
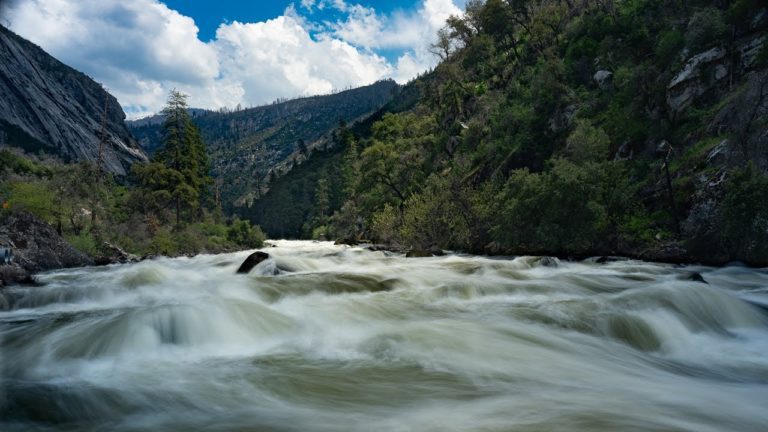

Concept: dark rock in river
[[537, 257, 560, 267], [237, 251, 270, 274], [94, 242, 140, 266], [405, 246, 446, 258], [685, 272, 709, 284], [0, 212, 93, 283]]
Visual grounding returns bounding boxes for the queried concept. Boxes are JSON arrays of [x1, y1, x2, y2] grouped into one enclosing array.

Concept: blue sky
[[162, 1, 414, 41], [2, 0, 465, 118]]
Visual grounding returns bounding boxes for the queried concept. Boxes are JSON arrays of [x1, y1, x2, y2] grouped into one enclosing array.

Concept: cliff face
[[0, 25, 147, 175], [128, 80, 398, 208]]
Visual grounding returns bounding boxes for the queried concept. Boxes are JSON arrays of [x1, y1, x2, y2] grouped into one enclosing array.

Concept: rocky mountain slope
[[0, 25, 147, 175], [128, 80, 398, 208]]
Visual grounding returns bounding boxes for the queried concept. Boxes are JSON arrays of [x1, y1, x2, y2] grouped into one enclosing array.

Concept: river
[[1, 240, 768, 431]]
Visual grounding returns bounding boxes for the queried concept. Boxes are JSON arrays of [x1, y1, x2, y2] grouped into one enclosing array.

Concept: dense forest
[[248, 0, 768, 265]]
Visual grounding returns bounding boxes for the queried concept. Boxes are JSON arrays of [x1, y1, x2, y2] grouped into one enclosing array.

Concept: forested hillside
[[250, 0, 768, 265], [128, 80, 398, 209]]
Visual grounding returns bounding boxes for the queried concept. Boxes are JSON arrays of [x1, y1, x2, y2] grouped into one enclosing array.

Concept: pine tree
[[154, 89, 211, 225]]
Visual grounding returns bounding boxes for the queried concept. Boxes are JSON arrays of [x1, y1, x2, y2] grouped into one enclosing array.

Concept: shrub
[[566, 119, 611, 165], [685, 8, 726, 52], [227, 218, 266, 248], [721, 164, 768, 263], [65, 231, 99, 256]]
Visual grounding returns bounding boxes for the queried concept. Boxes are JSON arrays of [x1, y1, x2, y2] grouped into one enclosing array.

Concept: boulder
[[705, 139, 729, 167], [686, 272, 708, 284], [406, 250, 434, 258], [405, 247, 445, 258], [0, 263, 32, 287], [0, 211, 92, 274], [593, 70, 613, 90], [94, 242, 140, 266], [667, 47, 728, 114], [548, 104, 577, 132], [236, 251, 270, 274], [537, 256, 560, 267], [738, 35, 766, 73]]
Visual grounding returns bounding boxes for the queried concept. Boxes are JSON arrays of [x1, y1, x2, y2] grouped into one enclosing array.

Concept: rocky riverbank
[[0, 212, 93, 287]]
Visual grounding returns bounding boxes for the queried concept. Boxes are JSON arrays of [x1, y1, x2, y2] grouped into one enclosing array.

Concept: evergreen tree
[[153, 89, 211, 225]]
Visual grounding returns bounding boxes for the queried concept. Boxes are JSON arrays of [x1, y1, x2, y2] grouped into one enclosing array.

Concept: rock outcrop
[[236, 251, 270, 274], [667, 47, 728, 114], [94, 242, 140, 266], [0, 212, 93, 285], [0, 25, 148, 175]]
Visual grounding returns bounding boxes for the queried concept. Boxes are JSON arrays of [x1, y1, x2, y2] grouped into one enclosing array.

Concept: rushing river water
[[1, 240, 768, 431]]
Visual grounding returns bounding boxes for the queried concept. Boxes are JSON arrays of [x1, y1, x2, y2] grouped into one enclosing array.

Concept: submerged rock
[[686, 272, 709, 284], [236, 251, 270, 274]]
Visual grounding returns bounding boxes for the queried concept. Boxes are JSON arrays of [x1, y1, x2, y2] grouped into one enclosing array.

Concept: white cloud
[[330, 0, 462, 79], [3, 0, 463, 118], [213, 16, 391, 104]]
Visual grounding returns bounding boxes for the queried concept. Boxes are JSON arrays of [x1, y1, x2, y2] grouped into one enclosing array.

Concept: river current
[[1, 240, 768, 431]]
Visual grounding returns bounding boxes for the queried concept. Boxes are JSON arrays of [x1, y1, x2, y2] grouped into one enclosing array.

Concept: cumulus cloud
[[213, 16, 390, 103], [2, 0, 463, 118]]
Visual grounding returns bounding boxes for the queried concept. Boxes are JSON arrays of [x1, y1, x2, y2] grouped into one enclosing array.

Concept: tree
[[565, 120, 611, 165], [152, 89, 212, 225]]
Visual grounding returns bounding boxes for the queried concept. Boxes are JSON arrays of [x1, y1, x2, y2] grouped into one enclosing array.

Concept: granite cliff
[[0, 25, 147, 175]]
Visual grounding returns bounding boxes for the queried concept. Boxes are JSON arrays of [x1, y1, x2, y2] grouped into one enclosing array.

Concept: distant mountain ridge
[[0, 25, 147, 175], [128, 80, 399, 208]]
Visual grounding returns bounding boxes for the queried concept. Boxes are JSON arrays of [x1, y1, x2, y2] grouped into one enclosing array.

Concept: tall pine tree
[[154, 89, 211, 226]]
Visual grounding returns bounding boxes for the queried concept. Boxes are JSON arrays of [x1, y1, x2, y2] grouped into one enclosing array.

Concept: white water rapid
[[1, 240, 768, 431]]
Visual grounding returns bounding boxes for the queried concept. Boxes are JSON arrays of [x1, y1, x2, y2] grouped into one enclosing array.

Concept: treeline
[[1, 90, 264, 258], [252, 0, 768, 264]]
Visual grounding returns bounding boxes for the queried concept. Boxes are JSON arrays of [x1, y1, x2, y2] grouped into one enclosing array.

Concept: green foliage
[[722, 164, 768, 262], [358, 113, 433, 212], [0, 150, 51, 177], [5, 181, 56, 222], [565, 120, 610, 165], [227, 218, 266, 248], [370, 204, 400, 245], [726, 0, 760, 27], [399, 173, 473, 249], [655, 30, 685, 67], [65, 231, 99, 256], [685, 8, 726, 52], [2, 135, 263, 260], [149, 229, 176, 256], [248, 0, 766, 265], [148, 89, 212, 225]]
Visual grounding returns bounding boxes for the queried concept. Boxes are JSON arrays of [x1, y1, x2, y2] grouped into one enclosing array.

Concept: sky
[[0, 0, 466, 119]]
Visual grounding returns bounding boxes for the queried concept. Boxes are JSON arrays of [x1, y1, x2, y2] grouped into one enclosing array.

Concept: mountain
[[249, 0, 768, 265], [127, 80, 398, 208], [0, 25, 147, 175]]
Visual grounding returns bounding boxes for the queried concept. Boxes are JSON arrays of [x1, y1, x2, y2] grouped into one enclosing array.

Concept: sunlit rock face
[[0, 25, 147, 175]]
